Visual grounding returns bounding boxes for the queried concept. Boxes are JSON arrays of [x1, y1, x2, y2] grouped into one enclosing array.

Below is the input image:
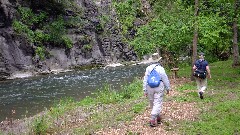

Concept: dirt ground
[[95, 78, 200, 135]]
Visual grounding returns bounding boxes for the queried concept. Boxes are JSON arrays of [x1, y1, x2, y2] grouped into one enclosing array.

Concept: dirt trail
[[95, 78, 200, 135]]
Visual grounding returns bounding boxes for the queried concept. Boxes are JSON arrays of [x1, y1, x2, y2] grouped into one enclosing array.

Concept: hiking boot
[[199, 92, 203, 99], [149, 120, 156, 127], [157, 116, 162, 124]]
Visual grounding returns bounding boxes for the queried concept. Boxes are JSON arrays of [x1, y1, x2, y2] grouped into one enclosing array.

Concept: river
[[0, 64, 147, 121]]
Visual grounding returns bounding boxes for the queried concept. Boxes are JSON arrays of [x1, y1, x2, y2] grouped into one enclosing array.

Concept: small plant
[[99, 14, 110, 28], [132, 103, 145, 113], [177, 83, 196, 92], [34, 30, 50, 44], [62, 36, 73, 48], [32, 116, 48, 135], [43, 17, 65, 43], [12, 20, 35, 43], [35, 46, 46, 60], [82, 44, 92, 51], [49, 97, 76, 118]]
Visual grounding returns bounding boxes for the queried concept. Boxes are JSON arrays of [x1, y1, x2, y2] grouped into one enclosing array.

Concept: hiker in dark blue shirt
[[193, 52, 211, 99]]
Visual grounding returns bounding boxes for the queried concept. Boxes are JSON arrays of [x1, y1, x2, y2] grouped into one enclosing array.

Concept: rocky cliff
[[0, 0, 138, 80]]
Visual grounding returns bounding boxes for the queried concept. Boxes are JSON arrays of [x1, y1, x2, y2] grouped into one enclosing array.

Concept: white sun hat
[[151, 53, 162, 63]]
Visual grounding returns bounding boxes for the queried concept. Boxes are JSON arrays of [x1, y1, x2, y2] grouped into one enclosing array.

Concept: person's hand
[[166, 90, 170, 95]]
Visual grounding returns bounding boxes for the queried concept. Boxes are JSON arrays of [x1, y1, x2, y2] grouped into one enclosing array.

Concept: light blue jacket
[[143, 63, 170, 93]]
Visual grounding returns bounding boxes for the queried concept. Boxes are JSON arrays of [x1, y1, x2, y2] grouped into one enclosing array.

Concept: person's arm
[[193, 64, 197, 70], [206, 65, 211, 78], [193, 60, 198, 70], [160, 68, 170, 94]]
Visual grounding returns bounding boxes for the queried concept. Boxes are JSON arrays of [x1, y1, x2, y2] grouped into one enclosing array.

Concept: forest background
[[116, 0, 240, 68], [8, 0, 240, 70]]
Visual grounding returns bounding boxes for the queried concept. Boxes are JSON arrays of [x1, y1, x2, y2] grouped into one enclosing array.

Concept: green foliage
[[177, 83, 196, 92], [132, 102, 146, 113], [43, 17, 73, 48], [130, 1, 193, 58], [13, 6, 74, 60], [127, 0, 239, 65], [77, 96, 95, 106], [30, 98, 77, 134], [129, 19, 161, 57], [35, 46, 46, 60], [114, 0, 141, 35], [94, 84, 121, 104], [82, 44, 92, 52], [198, 13, 232, 55], [172, 93, 195, 102], [32, 116, 49, 135], [49, 97, 76, 118], [150, 0, 176, 15], [99, 14, 110, 29], [18, 6, 47, 26], [44, 17, 65, 40], [62, 36, 73, 48], [34, 30, 50, 45], [12, 20, 35, 43], [78, 78, 142, 106], [92, 79, 142, 104]]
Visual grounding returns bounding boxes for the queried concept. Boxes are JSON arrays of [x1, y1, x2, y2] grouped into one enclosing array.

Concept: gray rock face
[[0, 28, 34, 80], [0, 0, 137, 80]]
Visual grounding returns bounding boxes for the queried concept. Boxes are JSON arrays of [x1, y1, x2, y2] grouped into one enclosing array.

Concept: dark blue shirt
[[195, 59, 208, 71]]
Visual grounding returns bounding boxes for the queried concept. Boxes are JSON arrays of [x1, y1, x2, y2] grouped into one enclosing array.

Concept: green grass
[[28, 78, 147, 134], [8, 60, 239, 135], [176, 60, 240, 135], [177, 82, 196, 92], [72, 80, 148, 134], [181, 100, 240, 135]]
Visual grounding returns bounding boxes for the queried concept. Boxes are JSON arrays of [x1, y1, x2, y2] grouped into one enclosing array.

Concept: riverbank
[[1, 60, 239, 134], [0, 77, 193, 135]]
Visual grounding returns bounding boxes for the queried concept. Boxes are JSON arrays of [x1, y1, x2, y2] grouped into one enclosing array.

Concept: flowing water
[[0, 64, 147, 121]]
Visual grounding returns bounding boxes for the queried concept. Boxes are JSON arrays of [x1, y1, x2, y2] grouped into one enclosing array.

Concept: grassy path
[[94, 60, 240, 135], [95, 78, 200, 135]]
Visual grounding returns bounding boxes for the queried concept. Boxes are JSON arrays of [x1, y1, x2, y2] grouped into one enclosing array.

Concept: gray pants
[[195, 77, 207, 93], [147, 82, 165, 118]]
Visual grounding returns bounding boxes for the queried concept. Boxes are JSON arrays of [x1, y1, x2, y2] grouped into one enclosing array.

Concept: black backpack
[[193, 60, 207, 79]]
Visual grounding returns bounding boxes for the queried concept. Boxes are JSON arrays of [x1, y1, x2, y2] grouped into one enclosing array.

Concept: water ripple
[[0, 64, 147, 121]]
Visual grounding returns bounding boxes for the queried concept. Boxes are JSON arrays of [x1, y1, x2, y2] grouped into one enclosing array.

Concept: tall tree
[[232, 0, 239, 67], [191, 0, 199, 80]]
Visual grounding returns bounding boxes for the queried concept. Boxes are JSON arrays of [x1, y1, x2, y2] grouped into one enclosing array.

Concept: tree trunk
[[191, 0, 199, 80], [232, 0, 239, 67]]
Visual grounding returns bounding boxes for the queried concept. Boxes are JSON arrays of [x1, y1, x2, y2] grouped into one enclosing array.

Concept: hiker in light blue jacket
[[143, 53, 170, 127]]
